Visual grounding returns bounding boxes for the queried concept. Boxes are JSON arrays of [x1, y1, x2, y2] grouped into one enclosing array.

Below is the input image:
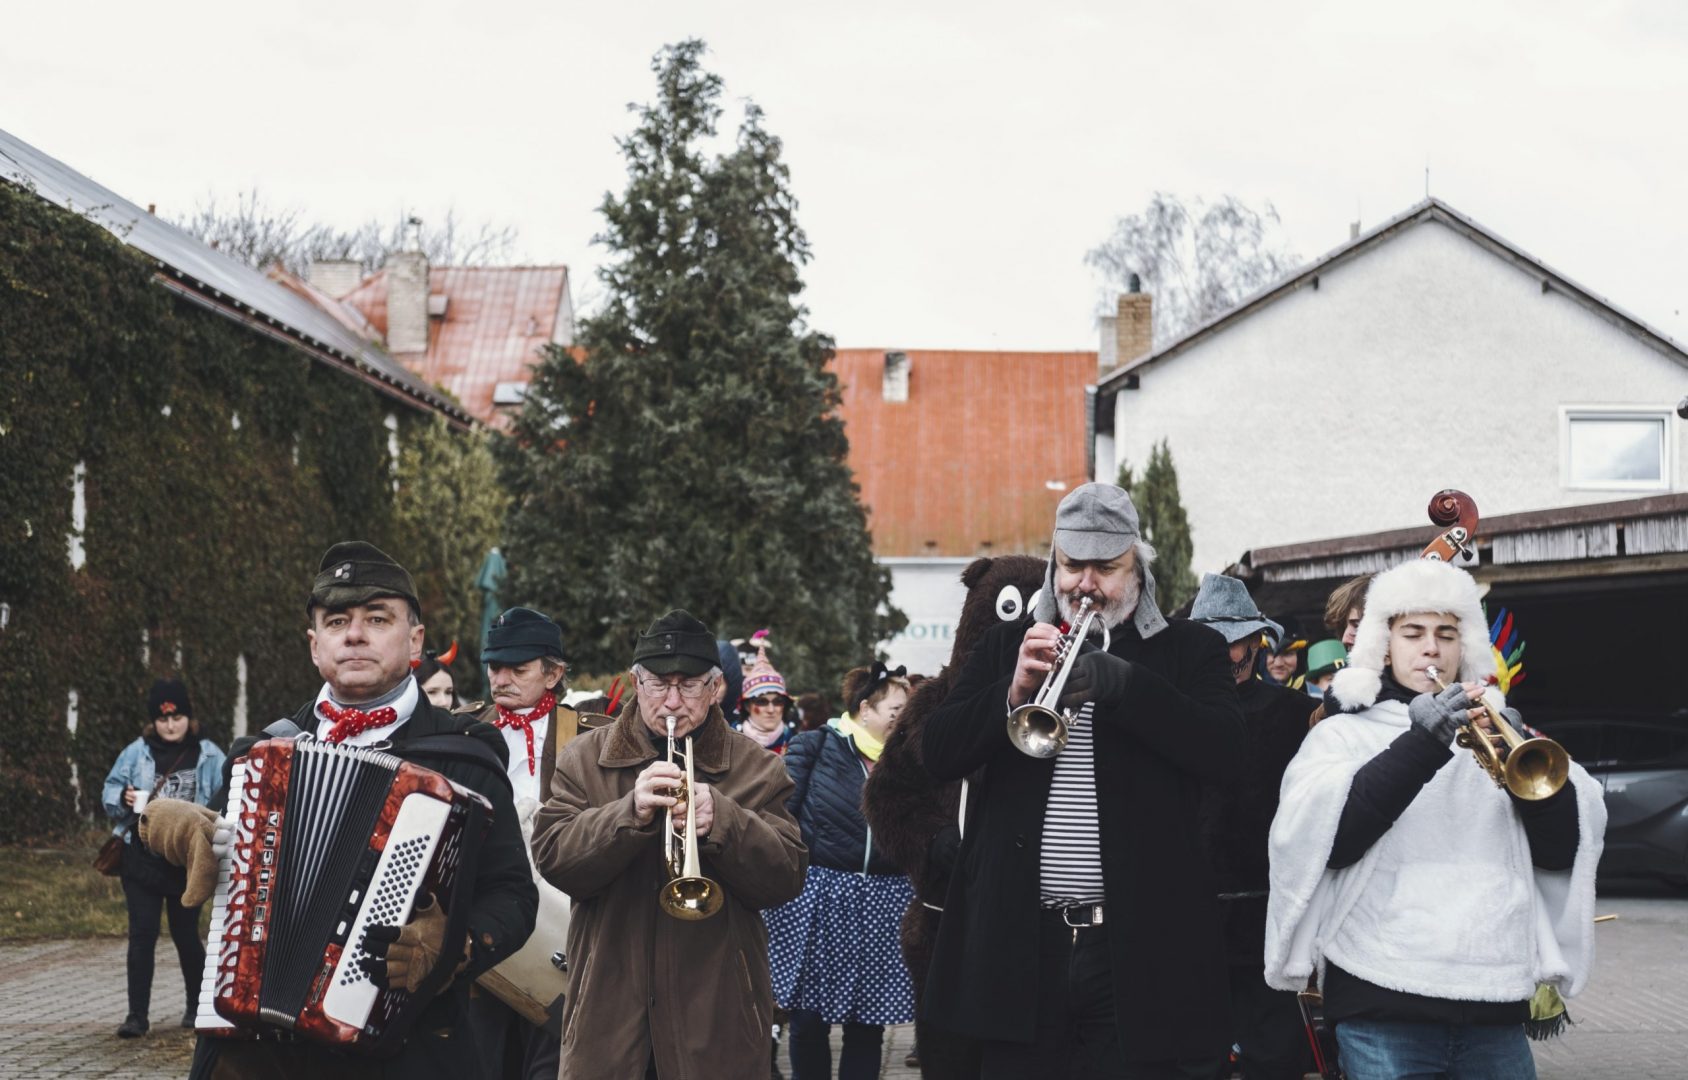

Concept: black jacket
[[921, 616, 1245, 1060], [195, 683, 539, 1080], [784, 725, 899, 875], [1200, 679, 1313, 963]]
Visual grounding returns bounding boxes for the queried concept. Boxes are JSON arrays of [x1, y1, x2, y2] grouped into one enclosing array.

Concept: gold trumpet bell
[[661, 876, 725, 921], [1503, 736, 1571, 802]]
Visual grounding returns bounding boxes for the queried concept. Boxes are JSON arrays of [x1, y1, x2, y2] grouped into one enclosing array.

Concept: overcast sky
[[5, 1, 1685, 351]]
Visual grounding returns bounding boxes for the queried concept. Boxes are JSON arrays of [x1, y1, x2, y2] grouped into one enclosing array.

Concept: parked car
[[1532, 712, 1688, 886]]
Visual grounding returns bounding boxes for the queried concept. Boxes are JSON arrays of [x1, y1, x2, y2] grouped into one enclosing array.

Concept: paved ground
[[1, 886, 1680, 1078]]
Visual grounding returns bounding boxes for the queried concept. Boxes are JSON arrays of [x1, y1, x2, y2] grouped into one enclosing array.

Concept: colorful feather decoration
[[1488, 607, 1526, 694]]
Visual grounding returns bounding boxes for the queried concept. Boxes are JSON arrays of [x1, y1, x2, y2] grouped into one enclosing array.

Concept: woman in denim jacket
[[100, 678, 225, 1039]]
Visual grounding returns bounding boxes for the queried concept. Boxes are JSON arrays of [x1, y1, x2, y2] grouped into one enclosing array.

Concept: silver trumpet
[[661, 715, 724, 920], [1007, 596, 1100, 758]]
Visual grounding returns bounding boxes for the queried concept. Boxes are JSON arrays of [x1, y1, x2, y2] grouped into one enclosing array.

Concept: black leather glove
[[1055, 651, 1134, 712], [1408, 683, 1472, 746]]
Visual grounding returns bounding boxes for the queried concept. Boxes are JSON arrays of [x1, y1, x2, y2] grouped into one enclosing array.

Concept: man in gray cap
[[922, 483, 1245, 1078], [1187, 573, 1315, 1080], [531, 610, 807, 1080]]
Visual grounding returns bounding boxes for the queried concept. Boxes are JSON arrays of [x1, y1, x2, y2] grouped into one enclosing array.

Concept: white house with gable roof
[[1091, 198, 1688, 575]]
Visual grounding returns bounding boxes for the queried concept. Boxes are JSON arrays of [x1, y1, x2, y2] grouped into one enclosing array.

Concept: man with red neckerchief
[[466, 605, 580, 1080], [140, 541, 537, 1080]]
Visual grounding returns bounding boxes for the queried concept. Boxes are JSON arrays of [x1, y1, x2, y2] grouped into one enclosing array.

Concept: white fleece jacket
[[1264, 699, 1605, 1003]]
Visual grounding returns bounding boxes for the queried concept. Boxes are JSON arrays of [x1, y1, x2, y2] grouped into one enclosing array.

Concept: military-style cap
[[1053, 482, 1140, 563], [307, 541, 420, 616], [632, 609, 717, 677], [484, 607, 566, 665]]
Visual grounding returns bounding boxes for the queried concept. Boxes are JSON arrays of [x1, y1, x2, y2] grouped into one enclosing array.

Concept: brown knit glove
[[137, 799, 221, 907], [359, 896, 467, 994]]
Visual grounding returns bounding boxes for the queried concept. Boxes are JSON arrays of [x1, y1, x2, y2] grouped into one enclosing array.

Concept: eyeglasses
[[636, 675, 713, 699]]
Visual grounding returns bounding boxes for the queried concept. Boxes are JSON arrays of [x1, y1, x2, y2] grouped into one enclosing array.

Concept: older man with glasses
[[532, 609, 808, 1080]]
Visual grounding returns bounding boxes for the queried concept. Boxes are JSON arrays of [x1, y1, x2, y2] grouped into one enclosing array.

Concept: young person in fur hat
[[1265, 558, 1605, 1080], [863, 552, 1045, 1078], [922, 482, 1245, 1078], [1187, 575, 1314, 1080]]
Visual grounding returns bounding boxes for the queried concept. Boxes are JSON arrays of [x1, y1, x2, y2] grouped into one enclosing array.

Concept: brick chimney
[[307, 259, 363, 300], [1100, 275, 1152, 377], [386, 250, 429, 355]]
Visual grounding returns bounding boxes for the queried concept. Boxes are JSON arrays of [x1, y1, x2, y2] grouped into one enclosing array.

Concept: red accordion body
[[196, 738, 490, 1053]]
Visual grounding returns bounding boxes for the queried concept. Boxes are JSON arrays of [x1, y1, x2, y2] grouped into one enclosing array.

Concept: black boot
[[117, 1014, 149, 1038], [182, 1002, 197, 1028]]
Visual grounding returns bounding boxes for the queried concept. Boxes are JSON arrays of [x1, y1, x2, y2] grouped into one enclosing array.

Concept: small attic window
[[427, 294, 449, 318], [493, 382, 529, 406], [883, 351, 911, 402]]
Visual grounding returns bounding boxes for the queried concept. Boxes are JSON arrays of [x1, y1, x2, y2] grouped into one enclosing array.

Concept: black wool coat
[[921, 616, 1245, 1061], [1199, 678, 1313, 964], [785, 726, 900, 875], [194, 685, 539, 1080]]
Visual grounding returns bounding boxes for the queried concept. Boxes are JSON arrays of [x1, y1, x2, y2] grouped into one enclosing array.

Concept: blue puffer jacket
[[783, 723, 899, 875]]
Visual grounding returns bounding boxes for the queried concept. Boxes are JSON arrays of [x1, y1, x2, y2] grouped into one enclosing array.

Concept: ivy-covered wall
[[0, 181, 500, 843]]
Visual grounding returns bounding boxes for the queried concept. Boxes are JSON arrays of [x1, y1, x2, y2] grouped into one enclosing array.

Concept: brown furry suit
[[863, 555, 1045, 1079]]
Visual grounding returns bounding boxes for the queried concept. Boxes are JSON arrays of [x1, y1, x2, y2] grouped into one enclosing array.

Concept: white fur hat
[[1327, 559, 1495, 709]]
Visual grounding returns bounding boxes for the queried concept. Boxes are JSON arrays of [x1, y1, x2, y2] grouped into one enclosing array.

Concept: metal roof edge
[[1242, 492, 1688, 570]]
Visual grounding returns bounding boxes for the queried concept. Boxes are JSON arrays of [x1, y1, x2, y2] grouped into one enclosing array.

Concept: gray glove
[[1408, 683, 1472, 745]]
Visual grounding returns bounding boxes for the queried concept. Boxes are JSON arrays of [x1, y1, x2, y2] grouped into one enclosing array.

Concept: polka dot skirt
[[764, 864, 917, 1025]]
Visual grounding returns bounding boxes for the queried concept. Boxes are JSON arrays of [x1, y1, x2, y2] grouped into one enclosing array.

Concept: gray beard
[[1059, 576, 1139, 631]]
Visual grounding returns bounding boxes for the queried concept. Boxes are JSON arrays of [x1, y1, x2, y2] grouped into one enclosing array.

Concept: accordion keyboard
[[195, 759, 248, 1033]]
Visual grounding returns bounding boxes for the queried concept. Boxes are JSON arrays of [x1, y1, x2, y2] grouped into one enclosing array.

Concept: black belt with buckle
[[1049, 902, 1105, 928]]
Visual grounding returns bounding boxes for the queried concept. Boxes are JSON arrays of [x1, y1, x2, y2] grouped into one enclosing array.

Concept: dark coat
[[1200, 679, 1313, 963], [194, 684, 539, 1080], [784, 725, 899, 874], [921, 616, 1245, 1061]]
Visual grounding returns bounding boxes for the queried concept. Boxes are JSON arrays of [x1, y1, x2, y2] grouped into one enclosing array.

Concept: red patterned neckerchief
[[318, 699, 400, 744], [492, 691, 555, 775]]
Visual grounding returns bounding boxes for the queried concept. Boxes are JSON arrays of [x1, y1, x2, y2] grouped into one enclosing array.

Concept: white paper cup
[[132, 790, 150, 814]]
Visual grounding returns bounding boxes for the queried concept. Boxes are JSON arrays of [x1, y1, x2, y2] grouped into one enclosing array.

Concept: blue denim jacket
[[101, 736, 227, 841]]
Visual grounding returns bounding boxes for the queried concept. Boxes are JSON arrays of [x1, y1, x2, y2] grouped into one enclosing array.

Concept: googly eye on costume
[[995, 586, 1025, 621]]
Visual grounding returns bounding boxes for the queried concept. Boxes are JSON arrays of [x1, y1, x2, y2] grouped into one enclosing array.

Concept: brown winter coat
[[531, 701, 807, 1080]]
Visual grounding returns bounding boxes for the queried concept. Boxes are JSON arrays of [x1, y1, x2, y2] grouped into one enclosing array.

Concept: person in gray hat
[[531, 610, 808, 1080], [1187, 573, 1315, 1080], [921, 483, 1245, 1078]]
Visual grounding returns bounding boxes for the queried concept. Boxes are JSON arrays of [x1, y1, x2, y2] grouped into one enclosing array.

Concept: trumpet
[[1007, 596, 1101, 758], [661, 715, 724, 920], [1426, 666, 1569, 800]]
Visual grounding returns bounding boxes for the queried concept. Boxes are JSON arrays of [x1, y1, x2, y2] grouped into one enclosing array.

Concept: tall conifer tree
[[1117, 439, 1198, 610], [498, 40, 901, 691]]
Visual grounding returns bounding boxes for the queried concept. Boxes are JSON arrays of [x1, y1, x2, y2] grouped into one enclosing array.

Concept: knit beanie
[[739, 631, 788, 703], [147, 677, 192, 719]]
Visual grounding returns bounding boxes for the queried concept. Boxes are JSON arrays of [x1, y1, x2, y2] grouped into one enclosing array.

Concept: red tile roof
[[830, 348, 1098, 557], [339, 266, 571, 427]]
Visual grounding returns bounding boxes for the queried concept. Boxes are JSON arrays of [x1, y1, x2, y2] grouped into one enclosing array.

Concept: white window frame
[[1559, 406, 1673, 492]]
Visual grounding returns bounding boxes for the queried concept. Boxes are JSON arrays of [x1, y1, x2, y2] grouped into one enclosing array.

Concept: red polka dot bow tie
[[318, 700, 399, 744], [492, 691, 555, 775]]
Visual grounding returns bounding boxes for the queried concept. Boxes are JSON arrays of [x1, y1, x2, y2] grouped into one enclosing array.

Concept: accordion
[[195, 737, 492, 1053]]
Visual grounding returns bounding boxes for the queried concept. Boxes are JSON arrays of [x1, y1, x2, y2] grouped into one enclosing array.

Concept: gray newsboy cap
[[1052, 482, 1141, 562]]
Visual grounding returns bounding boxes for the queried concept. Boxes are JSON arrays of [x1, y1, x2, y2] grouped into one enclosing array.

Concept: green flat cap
[[632, 609, 717, 677], [308, 541, 420, 616]]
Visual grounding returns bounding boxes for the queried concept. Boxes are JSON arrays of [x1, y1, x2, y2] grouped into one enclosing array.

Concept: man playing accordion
[[140, 542, 537, 1079]]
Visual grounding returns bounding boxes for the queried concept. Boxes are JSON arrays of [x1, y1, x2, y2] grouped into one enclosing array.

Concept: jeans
[[787, 1009, 884, 1080], [122, 875, 203, 1020], [1335, 1019, 1537, 1080]]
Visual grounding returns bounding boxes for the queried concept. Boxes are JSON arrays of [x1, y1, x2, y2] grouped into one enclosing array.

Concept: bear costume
[[862, 554, 1045, 1079]]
